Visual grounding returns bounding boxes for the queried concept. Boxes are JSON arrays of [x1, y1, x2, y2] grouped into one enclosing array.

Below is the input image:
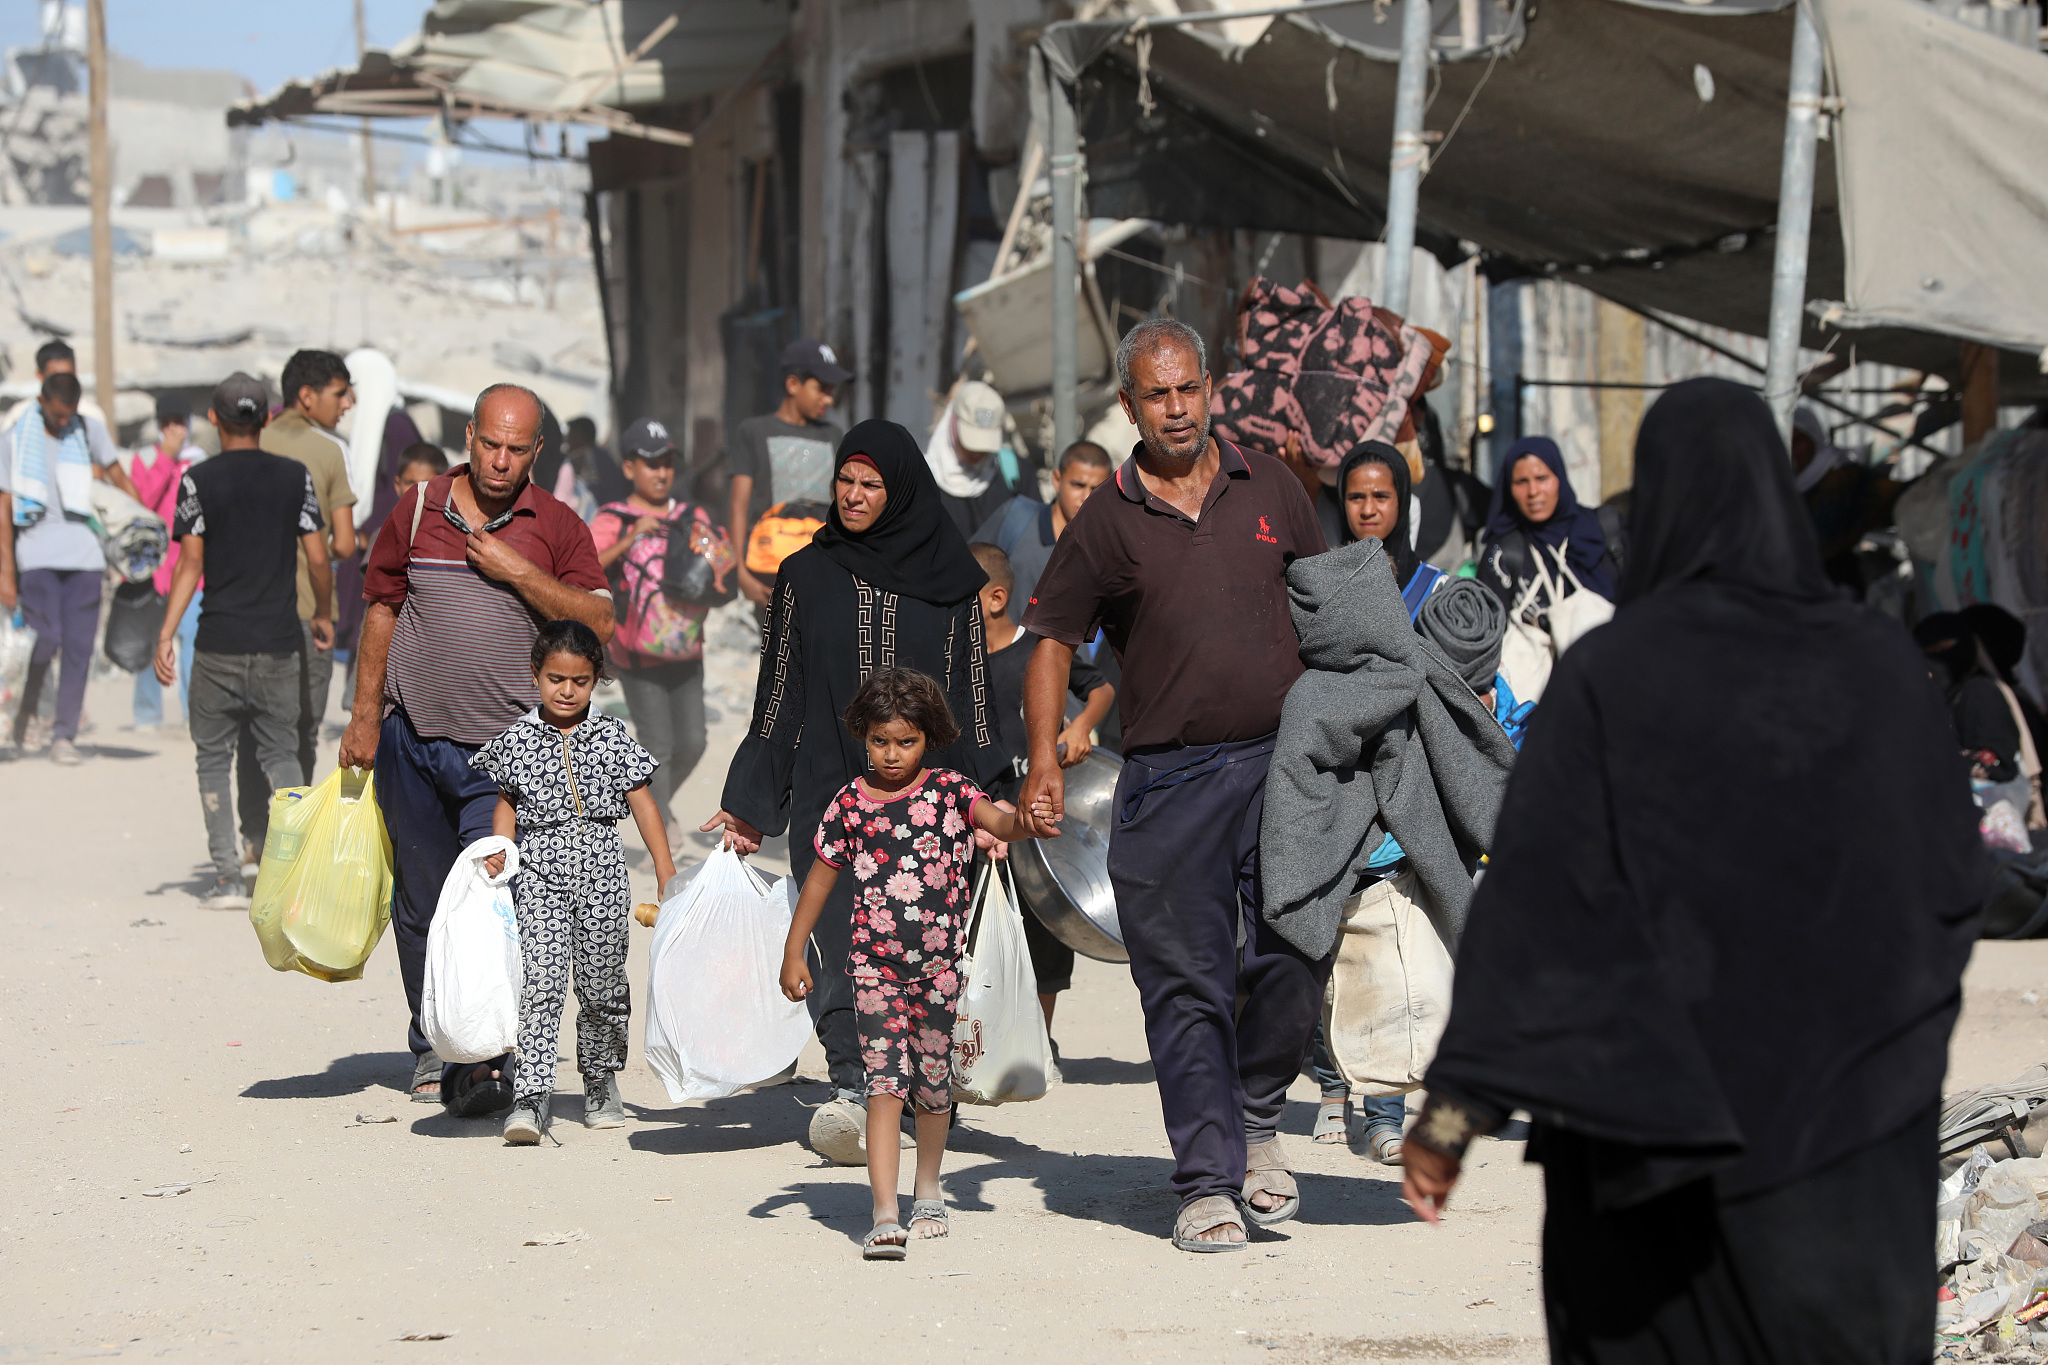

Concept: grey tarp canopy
[[1041, 0, 2047, 394], [1817, 0, 2048, 358]]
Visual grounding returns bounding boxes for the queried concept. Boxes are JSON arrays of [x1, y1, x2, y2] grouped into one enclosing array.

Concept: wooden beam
[[1961, 341, 2001, 446]]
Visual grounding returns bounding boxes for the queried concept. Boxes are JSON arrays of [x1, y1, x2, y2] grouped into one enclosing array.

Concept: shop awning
[[1042, 0, 2048, 388]]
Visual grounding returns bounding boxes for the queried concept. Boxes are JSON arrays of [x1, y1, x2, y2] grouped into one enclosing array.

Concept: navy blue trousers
[[374, 708, 500, 1063], [1107, 735, 1331, 1209]]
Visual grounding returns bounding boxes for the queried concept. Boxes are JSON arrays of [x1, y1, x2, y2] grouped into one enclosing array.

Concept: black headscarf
[[809, 419, 988, 607], [1616, 382, 1830, 606], [1427, 378, 1984, 1207], [1486, 435, 1615, 600], [1337, 440, 1418, 587]]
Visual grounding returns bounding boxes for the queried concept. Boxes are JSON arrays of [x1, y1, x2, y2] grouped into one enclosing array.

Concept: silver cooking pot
[[1010, 749, 1127, 963]]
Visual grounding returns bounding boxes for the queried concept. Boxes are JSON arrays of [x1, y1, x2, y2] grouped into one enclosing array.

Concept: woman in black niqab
[[704, 419, 999, 1119], [1403, 380, 1985, 1363]]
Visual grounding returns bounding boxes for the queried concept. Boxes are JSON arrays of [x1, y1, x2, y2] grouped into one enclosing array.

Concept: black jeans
[[1107, 736, 1330, 1208], [373, 707, 500, 1062], [787, 789, 865, 1096], [187, 651, 300, 880]]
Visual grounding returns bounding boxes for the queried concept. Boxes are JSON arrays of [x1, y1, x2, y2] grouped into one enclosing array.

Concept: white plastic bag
[[0, 610, 37, 728], [421, 836, 524, 1065], [645, 848, 811, 1103], [951, 861, 1054, 1106]]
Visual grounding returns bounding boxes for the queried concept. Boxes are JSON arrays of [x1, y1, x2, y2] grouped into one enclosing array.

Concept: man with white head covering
[[926, 379, 1038, 537]]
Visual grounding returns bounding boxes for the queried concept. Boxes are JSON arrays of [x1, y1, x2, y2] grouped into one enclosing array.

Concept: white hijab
[[924, 404, 996, 500]]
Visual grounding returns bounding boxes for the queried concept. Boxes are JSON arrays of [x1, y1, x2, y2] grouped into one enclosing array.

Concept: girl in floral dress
[[778, 667, 1028, 1260]]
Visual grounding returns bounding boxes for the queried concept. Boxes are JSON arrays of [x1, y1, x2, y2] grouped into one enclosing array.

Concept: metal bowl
[[1011, 749, 1128, 963]]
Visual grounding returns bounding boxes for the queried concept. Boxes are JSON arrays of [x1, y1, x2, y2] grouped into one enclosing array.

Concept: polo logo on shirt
[[1256, 516, 1278, 545]]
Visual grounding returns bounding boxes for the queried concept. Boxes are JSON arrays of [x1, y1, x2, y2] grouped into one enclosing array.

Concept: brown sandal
[[1172, 1195, 1248, 1252], [1243, 1136, 1300, 1226]]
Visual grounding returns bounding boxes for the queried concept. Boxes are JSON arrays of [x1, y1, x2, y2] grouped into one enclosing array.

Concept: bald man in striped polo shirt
[[341, 384, 614, 1116]]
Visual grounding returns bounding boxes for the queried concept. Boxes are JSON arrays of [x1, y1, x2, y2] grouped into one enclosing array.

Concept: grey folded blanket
[[1260, 539, 1517, 959], [1417, 577, 1507, 692]]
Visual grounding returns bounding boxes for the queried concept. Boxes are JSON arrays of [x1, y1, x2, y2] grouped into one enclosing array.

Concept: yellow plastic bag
[[249, 767, 394, 981]]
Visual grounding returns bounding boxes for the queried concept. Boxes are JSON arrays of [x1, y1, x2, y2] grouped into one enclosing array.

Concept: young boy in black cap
[[153, 373, 331, 908], [725, 338, 851, 612]]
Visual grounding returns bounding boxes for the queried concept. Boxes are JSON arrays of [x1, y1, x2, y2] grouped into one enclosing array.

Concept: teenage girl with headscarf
[[702, 419, 1003, 1166], [1476, 436, 1618, 615]]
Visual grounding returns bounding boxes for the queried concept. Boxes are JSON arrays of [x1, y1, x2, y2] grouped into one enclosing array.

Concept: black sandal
[[444, 1061, 513, 1118]]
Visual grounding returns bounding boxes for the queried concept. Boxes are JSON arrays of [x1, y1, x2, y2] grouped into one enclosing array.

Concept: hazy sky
[[1, 1, 428, 97]]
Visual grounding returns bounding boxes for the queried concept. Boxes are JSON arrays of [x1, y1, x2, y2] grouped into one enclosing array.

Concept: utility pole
[[86, 0, 113, 422], [1047, 51, 1079, 458], [354, 0, 376, 209], [1381, 0, 1432, 318], [1761, 5, 1824, 446]]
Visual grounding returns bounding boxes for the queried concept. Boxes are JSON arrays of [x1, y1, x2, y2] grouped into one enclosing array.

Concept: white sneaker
[[49, 737, 82, 765]]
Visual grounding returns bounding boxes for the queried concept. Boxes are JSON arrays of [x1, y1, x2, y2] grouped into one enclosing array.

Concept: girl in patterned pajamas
[[472, 620, 677, 1144], [778, 667, 1030, 1260]]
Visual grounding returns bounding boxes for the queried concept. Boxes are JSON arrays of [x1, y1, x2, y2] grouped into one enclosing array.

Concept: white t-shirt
[[0, 403, 120, 572]]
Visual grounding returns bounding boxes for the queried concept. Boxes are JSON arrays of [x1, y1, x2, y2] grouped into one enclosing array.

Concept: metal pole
[[1381, 0, 1432, 317], [86, 0, 113, 422], [1049, 65, 1079, 456], [1762, 4, 1824, 446], [354, 0, 376, 211]]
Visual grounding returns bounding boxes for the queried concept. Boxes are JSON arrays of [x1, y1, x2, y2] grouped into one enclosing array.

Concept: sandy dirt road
[[1, 627, 2040, 1364]]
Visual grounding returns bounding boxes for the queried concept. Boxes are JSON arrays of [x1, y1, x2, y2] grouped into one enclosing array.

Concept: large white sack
[[951, 862, 1053, 1106], [422, 836, 524, 1065], [645, 849, 810, 1103]]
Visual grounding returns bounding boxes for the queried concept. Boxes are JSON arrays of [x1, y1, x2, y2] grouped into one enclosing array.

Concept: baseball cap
[[211, 372, 267, 426], [621, 416, 676, 460], [778, 338, 852, 386], [952, 380, 1005, 454]]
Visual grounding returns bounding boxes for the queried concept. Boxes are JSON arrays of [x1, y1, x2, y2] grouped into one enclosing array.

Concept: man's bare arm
[[338, 602, 395, 769], [0, 491, 15, 610], [1017, 637, 1076, 837], [304, 529, 335, 649], [96, 459, 138, 500]]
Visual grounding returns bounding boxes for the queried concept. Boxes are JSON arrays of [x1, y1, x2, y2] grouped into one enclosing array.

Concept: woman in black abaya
[[703, 420, 1001, 1162], [1402, 379, 1985, 1363]]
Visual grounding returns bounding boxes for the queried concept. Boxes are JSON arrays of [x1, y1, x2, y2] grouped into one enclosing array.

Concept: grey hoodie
[[1259, 537, 1517, 959]]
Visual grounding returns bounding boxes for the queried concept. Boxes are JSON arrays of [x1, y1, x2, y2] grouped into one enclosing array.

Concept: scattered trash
[[2025, 991, 2040, 1005], [522, 1229, 589, 1246], [129, 918, 164, 927], [178, 1144, 191, 1154], [397, 1332, 456, 1342], [652, 1196, 672, 1202], [353, 1114, 398, 1125], [226, 1041, 242, 1047], [1941, 1065, 2048, 1161], [1466, 1298, 1495, 1308], [141, 1178, 214, 1198]]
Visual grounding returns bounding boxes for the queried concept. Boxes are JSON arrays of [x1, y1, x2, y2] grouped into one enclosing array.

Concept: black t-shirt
[[984, 626, 1108, 796], [1021, 440, 1323, 751], [726, 414, 843, 528], [173, 449, 322, 656]]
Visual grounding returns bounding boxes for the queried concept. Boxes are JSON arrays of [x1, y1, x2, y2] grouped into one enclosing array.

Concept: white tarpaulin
[[1816, 0, 2048, 353], [391, 0, 788, 112]]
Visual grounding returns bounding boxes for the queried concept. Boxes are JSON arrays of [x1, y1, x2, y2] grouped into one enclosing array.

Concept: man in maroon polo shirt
[[339, 383, 613, 1116], [1018, 318, 1328, 1252]]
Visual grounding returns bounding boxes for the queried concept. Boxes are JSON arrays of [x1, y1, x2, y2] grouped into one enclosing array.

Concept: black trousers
[[1107, 735, 1329, 1208], [787, 791, 864, 1095], [1539, 1109, 1937, 1364]]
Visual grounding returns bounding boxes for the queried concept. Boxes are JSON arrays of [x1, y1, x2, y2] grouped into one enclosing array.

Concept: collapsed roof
[[226, 0, 790, 144], [1042, 0, 2048, 391]]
